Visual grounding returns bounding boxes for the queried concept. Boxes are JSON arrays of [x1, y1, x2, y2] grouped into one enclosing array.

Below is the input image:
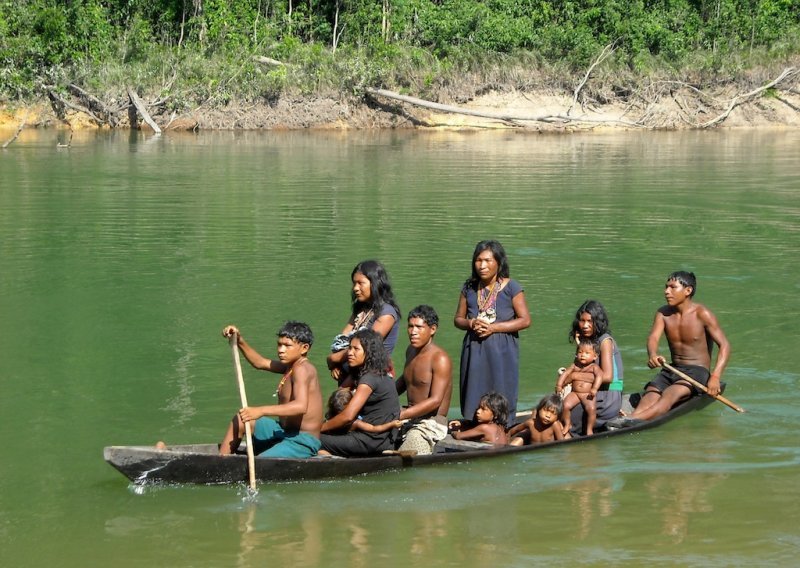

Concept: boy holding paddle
[[630, 271, 731, 421], [219, 321, 324, 457]]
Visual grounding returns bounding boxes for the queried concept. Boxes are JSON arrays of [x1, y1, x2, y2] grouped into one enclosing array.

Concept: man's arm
[[399, 351, 452, 420], [238, 365, 311, 422], [699, 306, 731, 397], [646, 310, 667, 368], [223, 325, 287, 373]]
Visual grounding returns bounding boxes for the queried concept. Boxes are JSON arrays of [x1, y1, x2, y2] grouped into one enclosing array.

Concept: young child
[[508, 393, 566, 446], [448, 392, 509, 446], [556, 339, 604, 436], [630, 271, 731, 420], [326, 387, 403, 435]]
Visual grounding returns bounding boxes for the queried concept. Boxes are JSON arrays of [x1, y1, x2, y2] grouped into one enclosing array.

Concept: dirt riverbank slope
[[2, 67, 798, 134]]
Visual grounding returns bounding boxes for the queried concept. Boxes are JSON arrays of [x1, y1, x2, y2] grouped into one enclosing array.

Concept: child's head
[[536, 394, 563, 426], [575, 338, 598, 365], [326, 388, 353, 419], [475, 391, 509, 427], [666, 271, 696, 297], [275, 321, 313, 363], [277, 321, 314, 347]]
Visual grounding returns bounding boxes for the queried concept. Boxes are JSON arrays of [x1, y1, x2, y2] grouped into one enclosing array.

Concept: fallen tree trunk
[[127, 87, 162, 134], [365, 88, 641, 128], [68, 84, 118, 127], [2, 113, 27, 148], [700, 67, 799, 128]]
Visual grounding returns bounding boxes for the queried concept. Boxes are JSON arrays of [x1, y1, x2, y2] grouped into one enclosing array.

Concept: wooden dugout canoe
[[104, 390, 718, 485]]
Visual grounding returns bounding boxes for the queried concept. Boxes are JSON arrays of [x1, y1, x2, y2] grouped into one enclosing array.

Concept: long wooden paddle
[[662, 362, 745, 413], [230, 332, 257, 490]]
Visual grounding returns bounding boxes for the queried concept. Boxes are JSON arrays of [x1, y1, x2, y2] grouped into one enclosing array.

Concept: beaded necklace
[[477, 278, 502, 319], [274, 363, 299, 398]]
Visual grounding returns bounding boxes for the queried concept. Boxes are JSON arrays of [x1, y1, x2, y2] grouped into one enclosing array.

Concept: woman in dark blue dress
[[454, 240, 531, 426]]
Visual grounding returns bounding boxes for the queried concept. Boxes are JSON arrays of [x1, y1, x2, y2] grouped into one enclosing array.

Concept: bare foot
[[155, 441, 167, 450]]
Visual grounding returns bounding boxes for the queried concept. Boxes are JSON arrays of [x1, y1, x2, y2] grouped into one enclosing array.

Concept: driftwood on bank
[[2, 113, 28, 148], [568, 42, 617, 116], [700, 67, 799, 128], [365, 88, 641, 128], [127, 87, 162, 134], [68, 83, 119, 127], [47, 88, 104, 125]]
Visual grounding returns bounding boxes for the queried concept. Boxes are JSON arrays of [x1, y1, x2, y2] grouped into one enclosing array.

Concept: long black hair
[[465, 240, 510, 290], [569, 299, 610, 343], [478, 391, 509, 427], [350, 260, 401, 319], [350, 328, 391, 376]]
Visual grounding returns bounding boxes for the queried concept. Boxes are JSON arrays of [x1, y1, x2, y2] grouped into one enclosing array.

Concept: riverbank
[[2, 68, 799, 133]]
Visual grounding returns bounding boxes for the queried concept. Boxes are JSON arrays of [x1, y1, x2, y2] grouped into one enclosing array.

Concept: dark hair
[[326, 388, 353, 419], [466, 240, 510, 289], [576, 338, 597, 353], [351, 260, 401, 320], [667, 271, 697, 297], [478, 391, 509, 427], [277, 321, 314, 346], [536, 393, 564, 416], [408, 304, 439, 328], [569, 300, 610, 343], [350, 328, 390, 376]]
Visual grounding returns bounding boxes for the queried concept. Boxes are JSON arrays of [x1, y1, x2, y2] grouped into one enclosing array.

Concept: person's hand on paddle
[[222, 325, 240, 339], [648, 354, 665, 369], [238, 406, 261, 424], [706, 373, 721, 397]]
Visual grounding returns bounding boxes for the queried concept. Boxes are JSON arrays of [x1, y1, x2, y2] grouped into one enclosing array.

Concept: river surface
[[1, 127, 798, 566]]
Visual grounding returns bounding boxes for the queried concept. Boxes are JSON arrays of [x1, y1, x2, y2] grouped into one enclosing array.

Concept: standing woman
[[454, 240, 531, 425], [327, 260, 401, 384], [319, 329, 401, 456], [568, 300, 624, 433]]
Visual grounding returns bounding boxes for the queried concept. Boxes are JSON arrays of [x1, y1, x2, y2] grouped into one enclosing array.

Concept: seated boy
[[219, 321, 324, 458]]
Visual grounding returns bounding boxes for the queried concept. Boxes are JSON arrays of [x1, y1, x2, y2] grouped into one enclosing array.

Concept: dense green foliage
[[1, 0, 798, 101]]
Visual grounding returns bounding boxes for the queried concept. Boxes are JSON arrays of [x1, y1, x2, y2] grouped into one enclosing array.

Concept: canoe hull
[[104, 392, 717, 485]]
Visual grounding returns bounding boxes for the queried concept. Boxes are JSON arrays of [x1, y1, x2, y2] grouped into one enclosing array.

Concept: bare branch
[[568, 42, 617, 116], [2, 112, 28, 148], [700, 67, 798, 128]]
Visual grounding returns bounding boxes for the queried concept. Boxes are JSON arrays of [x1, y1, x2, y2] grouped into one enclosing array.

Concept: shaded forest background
[[1, 0, 799, 127]]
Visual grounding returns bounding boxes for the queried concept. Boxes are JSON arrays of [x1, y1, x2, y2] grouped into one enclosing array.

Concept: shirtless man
[[219, 321, 324, 457], [630, 271, 731, 421], [393, 305, 453, 454]]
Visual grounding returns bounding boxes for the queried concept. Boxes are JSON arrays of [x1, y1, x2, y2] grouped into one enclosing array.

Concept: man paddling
[[218, 321, 324, 457], [629, 271, 731, 421], [392, 305, 453, 455]]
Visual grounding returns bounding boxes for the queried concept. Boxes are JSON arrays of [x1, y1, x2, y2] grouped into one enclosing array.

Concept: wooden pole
[[230, 333, 258, 490], [662, 362, 745, 413]]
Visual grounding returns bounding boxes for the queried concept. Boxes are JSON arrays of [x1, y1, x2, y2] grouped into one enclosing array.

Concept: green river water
[[1, 128, 798, 566]]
